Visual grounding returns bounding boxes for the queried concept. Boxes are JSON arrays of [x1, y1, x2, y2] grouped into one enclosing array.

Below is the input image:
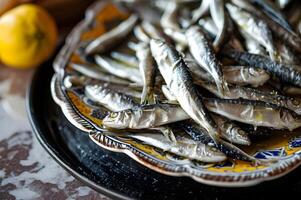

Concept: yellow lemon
[[0, 4, 58, 69]]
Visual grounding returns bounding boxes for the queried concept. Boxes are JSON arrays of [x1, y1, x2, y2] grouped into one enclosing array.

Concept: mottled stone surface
[[0, 66, 108, 200]]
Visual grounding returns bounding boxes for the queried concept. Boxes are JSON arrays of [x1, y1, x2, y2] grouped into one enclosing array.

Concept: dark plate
[[27, 57, 301, 200]]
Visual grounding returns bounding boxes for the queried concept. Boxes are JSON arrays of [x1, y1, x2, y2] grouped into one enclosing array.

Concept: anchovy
[[231, 0, 301, 54], [161, 84, 251, 145], [198, 18, 218, 37], [204, 98, 301, 130], [180, 122, 259, 163], [202, 83, 301, 115], [134, 25, 150, 43], [226, 3, 280, 61], [186, 26, 229, 95], [276, 0, 291, 9], [187, 60, 270, 87], [110, 51, 139, 67], [250, 0, 295, 34], [85, 15, 138, 55], [209, 0, 229, 50], [85, 85, 139, 112], [129, 133, 227, 163], [150, 39, 220, 141], [189, 0, 210, 27], [69, 62, 131, 85], [244, 35, 266, 55], [94, 55, 142, 83], [102, 103, 189, 129], [223, 50, 301, 87], [135, 43, 156, 104], [213, 114, 251, 145], [141, 21, 167, 40], [160, 2, 187, 47]]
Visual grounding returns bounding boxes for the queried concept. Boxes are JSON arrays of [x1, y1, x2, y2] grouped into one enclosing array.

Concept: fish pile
[[66, 0, 301, 164]]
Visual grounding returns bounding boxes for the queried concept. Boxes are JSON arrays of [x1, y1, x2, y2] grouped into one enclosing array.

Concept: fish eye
[[291, 99, 300, 106], [110, 112, 118, 118]]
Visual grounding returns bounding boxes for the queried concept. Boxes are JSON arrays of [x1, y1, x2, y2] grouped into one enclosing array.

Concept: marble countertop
[[0, 66, 109, 199]]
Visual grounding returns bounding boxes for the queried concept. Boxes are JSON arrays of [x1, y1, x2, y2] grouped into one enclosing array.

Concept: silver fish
[[102, 103, 189, 129], [204, 98, 301, 131], [85, 15, 138, 55], [203, 83, 301, 115], [135, 43, 156, 104], [141, 21, 166, 40], [160, 2, 180, 31], [244, 35, 266, 55], [129, 133, 226, 163], [226, 3, 280, 61], [212, 114, 251, 146], [69, 62, 131, 85], [150, 39, 220, 141], [276, 0, 291, 9], [186, 26, 229, 95], [224, 51, 301, 87], [85, 85, 138, 112], [189, 0, 210, 27], [181, 122, 259, 163], [134, 25, 150, 43], [231, 0, 301, 54], [161, 85, 251, 145], [95, 55, 142, 83], [110, 51, 139, 67], [186, 60, 270, 87], [209, 0, 229, 50]]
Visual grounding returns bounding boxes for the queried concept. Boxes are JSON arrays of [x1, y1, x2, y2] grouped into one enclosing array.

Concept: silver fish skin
[[212, 114, 251, 146], [69, 62, 131, 85], [198, 18, 218, 37], [135, 43, 156, 104], [187, 60, 270, 87], [204, 98, 301, 131], [161, 85, 251, 146], [203, 83, 301, 115], [276, 0, 291, 9], [102, 103, 189, 129], [243, 34, 266, 55], [85, 15, 138, 55], [85, 85, 138, 112], [223, 51, 301, 87], [141, 21, 167, 40], [180, 122, 259, 163], [231, 0, 301, 54], [134, 25, 150, 43], [160, 2, 180, 31], [226, 3, 280, 61], [95, 55, 142, 84], [129, 133, 226, 163], [150, 39, 219, 140], [189, 0, 210, 27], [276, 40, 301, 65], [186, 26, 229, 96], [110, 52, 139, 67], [209, 0, 229, 50], [250, 0, 294, 34]]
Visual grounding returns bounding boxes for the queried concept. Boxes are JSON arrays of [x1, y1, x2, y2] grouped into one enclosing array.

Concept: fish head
[[102, 111, 130, 129], [197, 144, 227, 163], [287, 98, 301, 115]]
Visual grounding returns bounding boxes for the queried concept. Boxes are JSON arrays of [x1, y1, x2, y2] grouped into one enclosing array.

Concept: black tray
[[27, 58, 301, 200]]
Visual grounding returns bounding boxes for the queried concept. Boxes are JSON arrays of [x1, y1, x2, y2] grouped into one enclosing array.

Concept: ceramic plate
[[51, 0, 301, 187], [27, 54, 301, 199]]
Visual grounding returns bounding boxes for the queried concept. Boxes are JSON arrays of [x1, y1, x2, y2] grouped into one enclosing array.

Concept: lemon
[[0, 4, 58, 69]]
